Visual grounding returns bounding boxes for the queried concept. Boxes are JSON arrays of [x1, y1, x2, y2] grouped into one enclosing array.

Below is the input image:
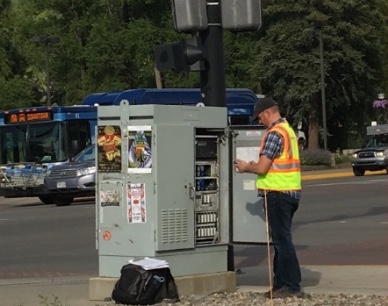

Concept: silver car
[[44, 145, 96, 206], [351, 132, 388, 176]]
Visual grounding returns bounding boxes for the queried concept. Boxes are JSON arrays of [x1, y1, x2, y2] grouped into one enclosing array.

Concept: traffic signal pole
[[200, 1, 226, 108], [159, 1, 261, 107], [156, 0, 263, 276]]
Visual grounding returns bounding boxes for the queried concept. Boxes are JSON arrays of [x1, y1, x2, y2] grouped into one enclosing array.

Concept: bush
[[334, 153, 351, 165], [300, 149, 332, 166]]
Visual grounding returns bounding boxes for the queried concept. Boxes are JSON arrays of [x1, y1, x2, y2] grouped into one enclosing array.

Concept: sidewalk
[[0, 276, 97, 306], [0, 265, 387, 306]]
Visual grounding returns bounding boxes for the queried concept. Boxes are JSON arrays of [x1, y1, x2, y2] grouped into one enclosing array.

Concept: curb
[[302, 169, 386, 181], [302, 171, 354, 180]]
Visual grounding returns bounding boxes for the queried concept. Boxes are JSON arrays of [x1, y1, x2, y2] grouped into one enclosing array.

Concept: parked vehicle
[[44, 145, 96, 206], [297, 130, 306, 150], [351, 124, 388, 176]]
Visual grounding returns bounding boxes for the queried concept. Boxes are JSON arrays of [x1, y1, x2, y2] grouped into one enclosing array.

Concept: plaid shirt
[[258, 118, 301, 200]]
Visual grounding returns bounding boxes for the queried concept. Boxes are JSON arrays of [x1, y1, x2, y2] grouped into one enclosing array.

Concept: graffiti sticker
[[127, 183, 146, 223], [128, 126, 152, 173]]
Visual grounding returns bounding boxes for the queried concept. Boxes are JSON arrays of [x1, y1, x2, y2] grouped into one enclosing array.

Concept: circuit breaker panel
[[194, 133, 220, 245]]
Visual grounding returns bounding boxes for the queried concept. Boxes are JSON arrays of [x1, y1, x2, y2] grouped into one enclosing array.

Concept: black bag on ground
[[111, 263, 179, 305]]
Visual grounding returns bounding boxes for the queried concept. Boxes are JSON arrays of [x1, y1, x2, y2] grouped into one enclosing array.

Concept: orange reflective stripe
[[269, 124, 293, 158], [261, 123, 299, 163], [268, 167, 300, 173], [273, 159, 300, 165], [275, 158, 299, 165]]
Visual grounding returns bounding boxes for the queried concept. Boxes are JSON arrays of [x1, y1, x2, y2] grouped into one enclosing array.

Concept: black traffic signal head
[[154, 36, 205, 72], [154, 41, 186, 72]]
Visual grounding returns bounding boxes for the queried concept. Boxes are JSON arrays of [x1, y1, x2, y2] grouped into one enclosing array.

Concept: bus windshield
[[0, 121, 67, 164]]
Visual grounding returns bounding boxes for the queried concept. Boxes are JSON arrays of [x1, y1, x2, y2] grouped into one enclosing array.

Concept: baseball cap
[[250, 97, 278, 121]]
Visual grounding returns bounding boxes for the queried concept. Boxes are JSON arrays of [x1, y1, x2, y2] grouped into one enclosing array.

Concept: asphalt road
[[0, 173, 387, 279], [235, 174, 388, 268], [0, 197, 97, 279]]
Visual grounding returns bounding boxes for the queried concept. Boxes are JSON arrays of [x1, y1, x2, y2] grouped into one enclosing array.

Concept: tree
[[1, 0, 387, 147], [5, 0, 178, 104], [0, 0, 39, 109], [224, 31, 261, 91], [252, 0, 388, 150]]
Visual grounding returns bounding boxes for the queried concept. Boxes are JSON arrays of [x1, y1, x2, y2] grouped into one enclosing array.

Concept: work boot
[[264, 287, 282, 298]]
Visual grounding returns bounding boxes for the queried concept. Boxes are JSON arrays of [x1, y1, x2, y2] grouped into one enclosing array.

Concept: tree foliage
[[254, 0, 387, 149], [0, 0, 387, 150]]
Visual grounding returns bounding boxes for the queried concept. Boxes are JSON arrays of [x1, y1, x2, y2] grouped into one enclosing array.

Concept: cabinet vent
[[161, 208, 188, 244]]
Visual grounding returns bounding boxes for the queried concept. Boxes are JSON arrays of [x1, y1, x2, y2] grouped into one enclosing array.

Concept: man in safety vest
[[234, 97, 303, 299]]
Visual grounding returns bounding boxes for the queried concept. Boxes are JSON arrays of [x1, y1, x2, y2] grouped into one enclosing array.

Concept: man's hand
[[234, 155, 272, 175], [234, 159, 252, 173]]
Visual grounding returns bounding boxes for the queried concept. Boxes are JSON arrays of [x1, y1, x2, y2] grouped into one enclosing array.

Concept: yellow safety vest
[[256, 121, 301, 191]]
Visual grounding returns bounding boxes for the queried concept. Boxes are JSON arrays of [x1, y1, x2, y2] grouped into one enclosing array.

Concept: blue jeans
[[265, 191, 301, 292]]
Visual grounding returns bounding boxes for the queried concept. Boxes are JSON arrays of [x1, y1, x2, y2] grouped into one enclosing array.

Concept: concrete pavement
[[0, 265, 387, 306], [0, 277, 97, 306], [1, 166, 387, 305]]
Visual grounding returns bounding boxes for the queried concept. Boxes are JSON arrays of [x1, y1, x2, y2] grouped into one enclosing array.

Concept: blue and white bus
[[0, 105, 97, 202], [0, 88, 258, 203]]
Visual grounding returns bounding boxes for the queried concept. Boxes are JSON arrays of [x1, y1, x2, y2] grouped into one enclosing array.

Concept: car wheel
[[38, 195, 54, 204], [53, 196, 73, 206], [353, 168, 365, 176]]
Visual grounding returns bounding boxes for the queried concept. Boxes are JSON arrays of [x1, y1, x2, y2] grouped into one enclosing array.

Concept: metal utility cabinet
[[96, 102, 266, 278], [230, 127, 267, 243]]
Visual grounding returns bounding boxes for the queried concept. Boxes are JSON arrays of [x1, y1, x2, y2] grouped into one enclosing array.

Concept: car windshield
[[364, 133, 388, 148], [75, 145, 95, 162]]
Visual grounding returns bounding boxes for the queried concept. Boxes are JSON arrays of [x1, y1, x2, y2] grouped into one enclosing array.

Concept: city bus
[[0, 105, 97, 203], [0, 88, 258, 204]]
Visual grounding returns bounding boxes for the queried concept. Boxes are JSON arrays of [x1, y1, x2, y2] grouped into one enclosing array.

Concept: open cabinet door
[[230, 127, 268, 244]]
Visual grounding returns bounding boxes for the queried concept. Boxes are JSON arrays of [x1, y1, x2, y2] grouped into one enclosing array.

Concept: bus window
[[0, 125, 27, 164], [27, 122, 66, 163], [66, 120, 91, 156]]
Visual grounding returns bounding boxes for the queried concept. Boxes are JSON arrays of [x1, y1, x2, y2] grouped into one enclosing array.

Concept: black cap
[[250, 97, 278, 121]]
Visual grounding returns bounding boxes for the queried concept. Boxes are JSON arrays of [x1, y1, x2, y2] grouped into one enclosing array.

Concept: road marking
[[302, 172, 354, 180], [302, 170, 386, 181]]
